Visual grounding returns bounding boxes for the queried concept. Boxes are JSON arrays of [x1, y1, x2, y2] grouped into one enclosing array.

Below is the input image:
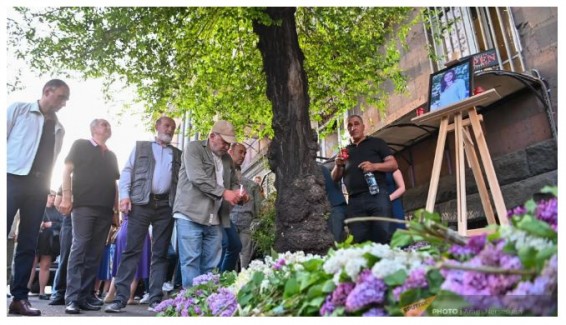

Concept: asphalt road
[[6, 293, 160, 317]]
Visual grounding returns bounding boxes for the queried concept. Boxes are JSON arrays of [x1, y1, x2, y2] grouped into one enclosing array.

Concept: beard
[[157, 133, 173, 144]]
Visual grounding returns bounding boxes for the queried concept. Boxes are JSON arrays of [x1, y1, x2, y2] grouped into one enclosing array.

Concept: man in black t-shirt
[[58, 119, 120, 314], [331, 115, 398, 244]]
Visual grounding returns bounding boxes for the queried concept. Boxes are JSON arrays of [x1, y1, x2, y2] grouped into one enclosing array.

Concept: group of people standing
[[7, 79, 263, 316], [7, 80, 405, 317]]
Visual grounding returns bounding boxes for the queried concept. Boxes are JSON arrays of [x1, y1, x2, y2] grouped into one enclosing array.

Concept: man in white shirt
[[7, 79, 70, 316]]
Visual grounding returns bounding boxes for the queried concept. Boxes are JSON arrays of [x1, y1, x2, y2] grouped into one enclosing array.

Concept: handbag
[[106, 225, 119, 245]]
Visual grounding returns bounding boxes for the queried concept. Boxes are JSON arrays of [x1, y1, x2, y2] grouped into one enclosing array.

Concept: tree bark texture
[[253, 7, 334, 255]]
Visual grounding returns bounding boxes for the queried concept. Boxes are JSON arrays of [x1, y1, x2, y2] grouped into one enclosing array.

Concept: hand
[[223, 189, 241, 206], [119, 198, 132, 213], [42, 221, 53, 229], [358, 161, 375, 173], [58, 197, 73, 216], [335, 156, 345, 168]]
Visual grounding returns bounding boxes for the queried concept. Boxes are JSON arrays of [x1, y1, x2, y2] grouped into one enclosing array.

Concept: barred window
[[424, 7, 525, 73]]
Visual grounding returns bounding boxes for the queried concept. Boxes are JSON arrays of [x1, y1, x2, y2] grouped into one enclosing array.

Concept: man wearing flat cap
[[173, 120, 247, 288]]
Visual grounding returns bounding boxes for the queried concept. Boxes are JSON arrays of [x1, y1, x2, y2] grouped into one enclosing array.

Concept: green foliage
[[237, 256, 333, 316], [252, 191, 276, 257], [8, 7, 414, 138], [389, 208, 463, 251]]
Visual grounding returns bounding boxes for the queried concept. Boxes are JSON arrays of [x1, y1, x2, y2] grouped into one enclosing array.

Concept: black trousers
[[7, 173, 50, 300], [65, 207, 112, 304], [346, 191, 392, 244], [113, 200, 173, 305]]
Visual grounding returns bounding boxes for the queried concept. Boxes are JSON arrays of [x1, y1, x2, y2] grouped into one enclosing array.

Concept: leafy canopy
[[8, 7, 412, 139]]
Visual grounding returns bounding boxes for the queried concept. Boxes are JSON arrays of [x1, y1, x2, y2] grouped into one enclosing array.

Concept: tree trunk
[[253, 7, 334, 255]]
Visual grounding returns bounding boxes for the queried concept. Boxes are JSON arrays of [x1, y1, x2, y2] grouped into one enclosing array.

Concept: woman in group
[[104, 213, 151, 304], [385, 169, 406, 234], [437, 69, 468, 108], [27, 192, 63, 300]]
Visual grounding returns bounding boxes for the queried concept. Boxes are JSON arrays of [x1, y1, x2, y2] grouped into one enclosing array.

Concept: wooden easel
[[412, 89, 509, 236]]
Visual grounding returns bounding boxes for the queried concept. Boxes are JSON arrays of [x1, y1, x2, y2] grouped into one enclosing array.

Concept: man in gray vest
[[105, 116, 182, 313]]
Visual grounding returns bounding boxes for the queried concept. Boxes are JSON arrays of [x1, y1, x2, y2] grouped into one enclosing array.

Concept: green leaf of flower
[[426, 269, 444, 294], [321, 279, 336, 293], [383, 269, 407, 286], [283, 278, 300, 299], [390, 229, 414, 248], [515, 214, 557, 242]]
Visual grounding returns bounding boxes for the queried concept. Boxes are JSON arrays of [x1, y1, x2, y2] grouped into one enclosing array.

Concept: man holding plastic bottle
[[331, 114, 398, 244]]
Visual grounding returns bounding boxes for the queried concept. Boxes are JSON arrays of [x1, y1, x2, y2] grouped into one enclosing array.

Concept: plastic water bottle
[[364, 172, 379, 195]]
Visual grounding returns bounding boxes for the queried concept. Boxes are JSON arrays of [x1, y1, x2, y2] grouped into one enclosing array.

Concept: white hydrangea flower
[[323, 247, 367, 276], [499, 225, 554, 252]]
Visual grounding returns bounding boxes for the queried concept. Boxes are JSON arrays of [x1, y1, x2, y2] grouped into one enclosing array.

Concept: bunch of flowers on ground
[[154, 272, 237, 316], [156, 186, 557, 317]]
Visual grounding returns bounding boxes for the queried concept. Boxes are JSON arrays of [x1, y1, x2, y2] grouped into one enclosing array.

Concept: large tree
[[8, 7, 413, 254]]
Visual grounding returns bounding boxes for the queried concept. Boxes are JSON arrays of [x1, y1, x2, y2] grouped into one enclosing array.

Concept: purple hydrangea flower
[[441, 241, 523, 309], [536, 198, 557, 231], [273, 258, 286, 270], [192, 273, 220, 286], [345, 269, 387, 312], [392, 268, 428, 301], [448, 234, 487, 259], [206, 288, 237, 316], [331, 282, 355, 306], [319, 295, 335, 316], [503, 255, 557, 316], [362, 307, 387, 316], [154, 299, 176, 313], [507, 205, 526, 218], [403, 240, 431, 252]]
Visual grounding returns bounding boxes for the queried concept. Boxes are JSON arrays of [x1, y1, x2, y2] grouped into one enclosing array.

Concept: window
[[424, 7, 525, 73]]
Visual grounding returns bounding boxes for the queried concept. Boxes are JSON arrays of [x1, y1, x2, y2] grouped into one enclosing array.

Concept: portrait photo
[[428, 58, 473, 112]]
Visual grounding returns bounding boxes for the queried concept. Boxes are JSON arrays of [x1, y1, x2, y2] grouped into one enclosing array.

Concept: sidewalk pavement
[[6, 293, 159, 317]]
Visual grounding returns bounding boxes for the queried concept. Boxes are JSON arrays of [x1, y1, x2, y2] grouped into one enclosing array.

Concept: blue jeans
[[175, 216, 222, 288], [218, 220, 242, 272], [51, 215, 72, 299], [328, 204, 347, 242]]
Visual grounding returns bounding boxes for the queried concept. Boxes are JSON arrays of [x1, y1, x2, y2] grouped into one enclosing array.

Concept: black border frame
[[427, 58, 474, 112]]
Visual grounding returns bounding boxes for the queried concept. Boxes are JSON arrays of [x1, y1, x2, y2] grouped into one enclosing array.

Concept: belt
[[151, 193, 169, 201]]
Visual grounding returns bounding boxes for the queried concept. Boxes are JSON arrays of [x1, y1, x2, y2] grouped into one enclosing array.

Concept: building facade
[[243, 7, 557, 227]]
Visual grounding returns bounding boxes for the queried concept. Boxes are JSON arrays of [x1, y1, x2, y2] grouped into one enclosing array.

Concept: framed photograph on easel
[[428, 58, 474, 112]]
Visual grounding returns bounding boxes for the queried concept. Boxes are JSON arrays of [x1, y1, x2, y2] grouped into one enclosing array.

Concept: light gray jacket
[[173, 139, 239, 227]]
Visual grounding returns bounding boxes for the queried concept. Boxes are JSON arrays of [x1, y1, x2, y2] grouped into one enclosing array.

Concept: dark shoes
[[48, 296, 66, 306], [79, 301, 102, 311], [65, 302, 81, 314], [104, 301, 126, 313], [9, 299, 42, 316], [38, 294, 51, 300], [86, 295, 104, 306], [147, 301, 161, 312]]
